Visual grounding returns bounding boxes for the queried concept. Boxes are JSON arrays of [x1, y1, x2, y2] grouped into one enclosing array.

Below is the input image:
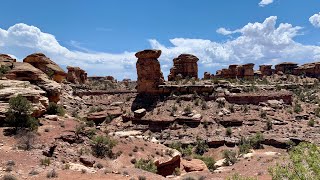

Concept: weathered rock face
[[136, 49, 164, 94], [225, 90, 292, 105], [293, 62, 320, 78], [0, 54, 16, 68], [67, 66, 87, 84], [216, 63, 255, 79], [259, 65, 273, 76], [23, 53, 67, 83], [203, 72, 214, 80], [168, 54, 199, 81], [275, 62, 298, 74], [5, 62, 61, 102], [182, 159, 208, 172], [154, 149, 181, 177], [0, 80, 49, 120]]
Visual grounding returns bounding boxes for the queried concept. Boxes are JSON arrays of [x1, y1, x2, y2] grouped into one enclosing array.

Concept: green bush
[[293, 103, 303, 113], [248, 132, 264, 149], [308, 119, 315, 127], [223, 150, 237, 166], [134, 158, 157, 173], [0, 65, 10, 77], [194, 155, 216, 172], [226, 127, 232, 136], [266, 120, 272, 130], [227, 173, 257, 180], [269, 142, 320, 179], [91, 135, 117, 158], [47, 102, 65, 116], [5, 94, 38, 131], [194, 139, 208, 155]]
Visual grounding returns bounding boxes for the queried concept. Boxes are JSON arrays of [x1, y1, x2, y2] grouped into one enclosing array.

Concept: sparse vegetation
[[91, 135, 117, 158], [194, 139, 208, 155], [194, 155, 216, 172], [269, 142, 320, 179], [5, 94, 38, 132], [293, 102, 303, 113], [223, 150, 237, 166], [134, 158, 157, 173], [266, 120, 272, 130], [47, 102, 65, 116], [308, 119, 315, 127]]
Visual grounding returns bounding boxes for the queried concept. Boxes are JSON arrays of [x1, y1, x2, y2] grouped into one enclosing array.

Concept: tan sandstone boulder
[[23, 53, 67, 83], [182, 159, 209, 172], [5, 62, 61, 102]]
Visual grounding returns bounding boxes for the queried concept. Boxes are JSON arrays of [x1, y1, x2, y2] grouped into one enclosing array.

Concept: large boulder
[[154, 148, 181, 177], [87, 107, 122, 124], [182, 159, 208, 172], [5, 62, 61, 102], [23, 53, 67, 83]]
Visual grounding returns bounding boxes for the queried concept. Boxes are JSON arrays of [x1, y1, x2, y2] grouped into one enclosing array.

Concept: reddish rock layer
[[168, 54, 199, 81]]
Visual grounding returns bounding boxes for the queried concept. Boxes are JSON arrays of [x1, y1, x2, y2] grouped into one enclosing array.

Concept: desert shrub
[[194, 155, 216, 172], [138, 176, 146, 180], [223, 150, 237, 166], [5, 94, 38, 131], [46, 169, 58, 178], [243, 105, 249, 113], [260, 110, 267, 119], [194, 139, 208, 155], [266, 120, 272, 130], [248, 132, 264, 149], [17, 131, 36, 150], [293, 103, 303, 113], [89, 106, 104, 113], [169, 141, 193, 157], [40, 158, 51, 167], [269, 142, 320, 179], [91, 135, 117, 158], [2, 174, 18, 180], [227, 173, 257, 180], [184, 105, 192, 114], [173, 167, 181, 176], [238, 138, 251, 154], [229, 104, 235, 113], [201, 101, 208, 110], [134, 158, 157, 173], [47, 102, 65, 116], [226, 127, 232, 137], [0, 65, 10, 77], [308, 119, 315, 127]]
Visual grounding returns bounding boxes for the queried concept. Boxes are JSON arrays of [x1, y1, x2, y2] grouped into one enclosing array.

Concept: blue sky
[[1, 0, 320, 79]]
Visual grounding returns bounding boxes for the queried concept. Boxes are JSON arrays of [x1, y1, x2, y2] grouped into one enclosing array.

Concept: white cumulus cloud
[[1, 16, 320, 80], [0, 23, 136, 79], [259, 0, 274, 7], [309, 12, 320, 28]]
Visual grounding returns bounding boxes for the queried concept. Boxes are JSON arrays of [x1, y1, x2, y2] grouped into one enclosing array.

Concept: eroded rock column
[[168, 54, 199, 81], [136, 49, 164, 94]]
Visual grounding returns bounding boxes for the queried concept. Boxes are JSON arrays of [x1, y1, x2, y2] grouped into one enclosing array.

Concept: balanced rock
[[23, 53, 67, 83], [136, 49, 164, 94]]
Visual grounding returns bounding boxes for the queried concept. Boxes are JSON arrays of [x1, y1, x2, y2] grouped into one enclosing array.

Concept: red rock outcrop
[[0, 54, 16, 68], [275, 62, 298, 74], [225, 90, 292, 105], [259, 65, 273, 76], [216, 63, 255, 79], [154, 149, 181, 176], [293, 62, 320, 78], [67, 66, 87, 84], [23, 53, 67, 83], [168, 54, 199, 81], [136, 49, 164, 94], [203, 72, 214, 80]]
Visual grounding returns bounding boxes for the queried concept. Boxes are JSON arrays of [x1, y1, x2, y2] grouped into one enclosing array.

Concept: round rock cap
[[135, 49, 162, 59]]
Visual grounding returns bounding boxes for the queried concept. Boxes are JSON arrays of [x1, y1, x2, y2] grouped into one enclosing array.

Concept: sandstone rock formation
[[23, 53, 67, 83], [67, 66, 87, 84], [136, 49, 164, 94], [168, 54, 199, 81], [216, 63, 255, 79], [154, 148, 181, 176], [6, 62, 61, 102], [0, 54, 16, 68], [293, 62, 320, 78], [0, 80, 49, 120], [203, 72, 214, 80], [275, 62, 298, 74], [259, 65, 273, 76]]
